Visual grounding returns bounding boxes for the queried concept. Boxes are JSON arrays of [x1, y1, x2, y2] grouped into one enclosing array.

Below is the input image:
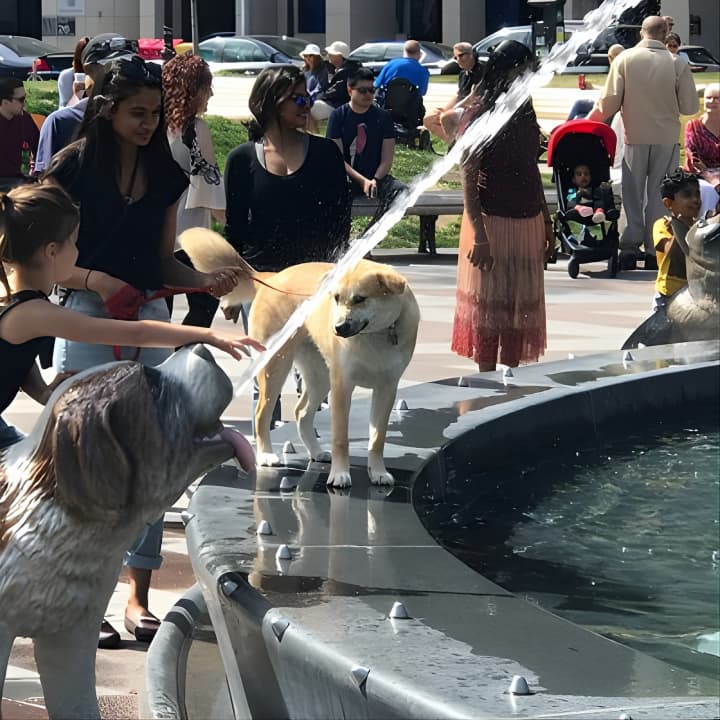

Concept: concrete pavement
[[2, 252, 658, 719]]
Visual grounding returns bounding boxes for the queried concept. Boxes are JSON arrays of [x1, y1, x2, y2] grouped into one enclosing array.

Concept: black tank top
[[0, 290, 53, 415]]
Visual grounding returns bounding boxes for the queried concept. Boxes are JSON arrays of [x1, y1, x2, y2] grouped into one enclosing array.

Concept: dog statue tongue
[[220, 427, 256, 472]]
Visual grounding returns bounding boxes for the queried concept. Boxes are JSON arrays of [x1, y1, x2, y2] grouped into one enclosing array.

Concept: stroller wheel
[[608, 251, 619, 278], [567, 257, 580, 279]]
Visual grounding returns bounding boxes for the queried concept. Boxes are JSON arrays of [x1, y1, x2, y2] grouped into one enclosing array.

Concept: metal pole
[[191, 0, 199, 53]]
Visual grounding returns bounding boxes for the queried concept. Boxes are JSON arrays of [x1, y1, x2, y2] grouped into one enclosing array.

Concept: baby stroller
[[547, 120, 621, 278]]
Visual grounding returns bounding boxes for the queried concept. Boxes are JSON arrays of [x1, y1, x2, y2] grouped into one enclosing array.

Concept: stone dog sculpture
[[0, 345, 253, 719], [623, 213, 720, 349]]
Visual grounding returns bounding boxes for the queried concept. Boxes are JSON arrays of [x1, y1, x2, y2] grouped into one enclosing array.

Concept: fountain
[[146, 1, 720, 716]]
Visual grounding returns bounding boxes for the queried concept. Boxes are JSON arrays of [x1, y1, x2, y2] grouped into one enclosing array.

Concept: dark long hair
[[51, 56, 172, 177], [246, 64, 305, 141]]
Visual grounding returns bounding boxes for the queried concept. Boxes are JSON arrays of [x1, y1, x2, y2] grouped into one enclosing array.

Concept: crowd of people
[[1, 12, 718, 650]]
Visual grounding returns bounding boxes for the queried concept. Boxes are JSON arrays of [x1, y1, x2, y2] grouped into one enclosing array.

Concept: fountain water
[[233, 0, 643, 397]]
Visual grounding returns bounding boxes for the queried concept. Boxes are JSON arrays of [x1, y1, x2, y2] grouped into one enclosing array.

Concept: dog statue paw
[[327, 469, 352, 488], [256, 451, 281, 466]]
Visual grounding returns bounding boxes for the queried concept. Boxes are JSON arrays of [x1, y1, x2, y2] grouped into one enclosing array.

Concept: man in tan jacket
[[587, 15, 698, 269]]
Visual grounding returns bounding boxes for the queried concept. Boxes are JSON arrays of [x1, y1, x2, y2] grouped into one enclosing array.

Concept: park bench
[[352, 188, 559, 255]]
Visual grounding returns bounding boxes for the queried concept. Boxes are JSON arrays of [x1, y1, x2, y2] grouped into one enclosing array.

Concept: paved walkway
[[2, 252, 657, 719]]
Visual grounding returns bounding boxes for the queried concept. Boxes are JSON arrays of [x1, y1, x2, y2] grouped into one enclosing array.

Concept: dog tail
[[179, 227, 258, 311]]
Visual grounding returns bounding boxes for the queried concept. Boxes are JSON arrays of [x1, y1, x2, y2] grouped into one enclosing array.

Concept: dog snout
[[334, 321, 354, 337]]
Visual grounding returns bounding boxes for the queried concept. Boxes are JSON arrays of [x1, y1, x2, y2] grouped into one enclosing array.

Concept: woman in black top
[[224, 64, 351, 272], [43, 56, 242, 647]]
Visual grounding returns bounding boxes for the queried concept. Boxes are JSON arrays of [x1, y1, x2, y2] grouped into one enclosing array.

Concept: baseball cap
[[325, 41, 350, 57], [300, 43, 322, 57], [81, 33, 139, 66]]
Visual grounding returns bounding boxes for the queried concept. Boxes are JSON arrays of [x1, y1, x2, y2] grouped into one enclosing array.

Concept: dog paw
[[327, 470, 352, 488], [256, 451, 281, 466], [369, 467, 395, 486], [312, 450, 332, 463]]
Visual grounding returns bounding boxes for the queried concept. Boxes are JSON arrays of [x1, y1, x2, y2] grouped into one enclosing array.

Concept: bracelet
[[84, 269, 93, 292]]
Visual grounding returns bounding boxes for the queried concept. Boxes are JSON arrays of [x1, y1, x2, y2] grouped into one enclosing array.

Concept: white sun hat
[[300, 43, 322, 57], [325, 41, 350, 57]]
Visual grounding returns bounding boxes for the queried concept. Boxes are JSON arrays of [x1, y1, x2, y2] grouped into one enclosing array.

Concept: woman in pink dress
[[684, 83, 720, 217], [451, 40, 553, 372]]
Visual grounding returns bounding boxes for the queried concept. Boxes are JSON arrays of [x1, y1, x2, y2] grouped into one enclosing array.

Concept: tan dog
[[180, 228, 420, 487]]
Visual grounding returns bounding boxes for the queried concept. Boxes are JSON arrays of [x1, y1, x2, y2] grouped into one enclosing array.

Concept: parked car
[[198, 35, 303, 73], [0, 35, 72, 80], [348, 40, 457, 75], [248, 35, 311, 61], [681, 45, 720, 72]]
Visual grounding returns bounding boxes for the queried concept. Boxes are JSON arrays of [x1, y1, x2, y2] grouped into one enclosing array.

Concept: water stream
[[234, 0, 641, 395]]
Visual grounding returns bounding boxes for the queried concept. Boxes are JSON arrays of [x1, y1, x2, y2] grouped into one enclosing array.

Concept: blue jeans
[[54, 288, 170, 570]]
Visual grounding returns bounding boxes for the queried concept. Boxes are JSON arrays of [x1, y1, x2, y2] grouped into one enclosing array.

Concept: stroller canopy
[[547, 119, 618, 188]]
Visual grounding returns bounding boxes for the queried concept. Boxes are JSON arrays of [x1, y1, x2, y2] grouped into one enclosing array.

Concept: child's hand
[[42, 372, 75, 403], [209, 333, 265, 360], [467, 241, 494, 271]]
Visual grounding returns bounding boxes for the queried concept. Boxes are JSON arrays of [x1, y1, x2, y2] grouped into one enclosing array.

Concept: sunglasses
[[289, 92, 313, 107], [352, 86, 374, 95]]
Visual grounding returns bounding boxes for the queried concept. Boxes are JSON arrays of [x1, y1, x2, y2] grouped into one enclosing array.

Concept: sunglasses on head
[[289, 92, 313, 107], [352, 86, 374, 95]]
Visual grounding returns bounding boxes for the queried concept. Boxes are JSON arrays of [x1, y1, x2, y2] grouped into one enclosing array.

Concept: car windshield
[[421, 42, 453, 59], [475, 28, 531, 54], [685, 47, 720, 64], [0, 36, 60, 57], [349, 44, 385, 61]]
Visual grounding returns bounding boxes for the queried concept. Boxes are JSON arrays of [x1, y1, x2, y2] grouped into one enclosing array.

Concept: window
[[222, 39, 268, 63], [299, 0, 326, 34], [198, 39, 222, 62]]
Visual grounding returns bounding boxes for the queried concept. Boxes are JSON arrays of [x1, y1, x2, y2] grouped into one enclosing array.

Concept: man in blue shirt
[[374, 40, 429, 97]]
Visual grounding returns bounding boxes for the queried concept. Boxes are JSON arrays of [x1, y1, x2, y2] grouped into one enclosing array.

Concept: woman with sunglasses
[[224, 64, 351, 428], [225, 64, 351, 273], [43, 55, 242, 649], [0, 78, 39, 192]]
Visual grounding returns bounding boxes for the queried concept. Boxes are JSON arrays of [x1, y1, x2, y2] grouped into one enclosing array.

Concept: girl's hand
[[208, 332, 266, 360], [204, 266, 244, 298], [42, 371, 75, 403], [467, 241, 494, 271], [544, 221, 555, 261], [363, 177, 378, 198]]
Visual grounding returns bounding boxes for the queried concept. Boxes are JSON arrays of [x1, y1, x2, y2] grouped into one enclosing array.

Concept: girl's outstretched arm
[[1, 299, 265, 361]]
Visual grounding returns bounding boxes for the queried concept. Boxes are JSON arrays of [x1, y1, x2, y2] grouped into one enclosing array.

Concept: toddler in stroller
[[547, 120, 621, 278]]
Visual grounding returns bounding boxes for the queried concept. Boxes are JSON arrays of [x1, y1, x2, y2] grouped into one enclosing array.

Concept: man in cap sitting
[[311, 41, 362, 121]]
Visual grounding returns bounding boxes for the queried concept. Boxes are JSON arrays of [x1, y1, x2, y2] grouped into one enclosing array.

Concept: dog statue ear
[[376, 272, 407, 295], [52, 365, 158, 523]]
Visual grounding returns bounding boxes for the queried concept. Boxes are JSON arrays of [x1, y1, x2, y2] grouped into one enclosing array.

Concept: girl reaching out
[[0, 182, 264, 450]]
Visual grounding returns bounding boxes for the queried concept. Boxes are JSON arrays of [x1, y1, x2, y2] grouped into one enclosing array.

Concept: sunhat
[[325, 41, 350, 57], [300, 43, 322, 57]]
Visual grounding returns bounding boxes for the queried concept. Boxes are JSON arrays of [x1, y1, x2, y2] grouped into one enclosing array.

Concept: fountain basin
[[150, 341, 719, 719]]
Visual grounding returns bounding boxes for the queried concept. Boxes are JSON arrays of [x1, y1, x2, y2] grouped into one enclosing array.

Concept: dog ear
[[375, 272, 407, 296], [52, 365, 161, 522]]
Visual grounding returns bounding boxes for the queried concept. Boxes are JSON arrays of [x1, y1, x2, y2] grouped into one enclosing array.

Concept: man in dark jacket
[[310, 41, 362, 121]]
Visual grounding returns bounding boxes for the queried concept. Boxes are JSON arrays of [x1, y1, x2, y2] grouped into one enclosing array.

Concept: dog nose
[[334, 321, 353, 337]]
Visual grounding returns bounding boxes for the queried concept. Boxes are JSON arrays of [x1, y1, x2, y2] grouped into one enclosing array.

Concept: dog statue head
[[1, 345, 248, 531]]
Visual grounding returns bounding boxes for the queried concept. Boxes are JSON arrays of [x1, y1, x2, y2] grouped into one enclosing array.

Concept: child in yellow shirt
[[652, 169, 701, 310]]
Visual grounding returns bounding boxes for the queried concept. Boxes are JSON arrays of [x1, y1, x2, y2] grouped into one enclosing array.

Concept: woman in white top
[[57, 36, 89, 108], [163, 52, 226, 326]]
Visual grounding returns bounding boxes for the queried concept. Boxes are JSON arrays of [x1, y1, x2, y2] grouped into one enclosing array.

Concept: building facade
[[4, 0, 714, 59]]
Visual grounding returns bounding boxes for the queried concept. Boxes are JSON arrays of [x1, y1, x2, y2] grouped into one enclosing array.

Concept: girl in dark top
[[451, 40, 553, 372], [0, 183, 261, 448], [43, 56, 244, 647], [224, 64, 351, 272]]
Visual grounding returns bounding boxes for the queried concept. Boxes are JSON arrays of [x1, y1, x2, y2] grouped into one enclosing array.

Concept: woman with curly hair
[[162, 52, 227, 326]]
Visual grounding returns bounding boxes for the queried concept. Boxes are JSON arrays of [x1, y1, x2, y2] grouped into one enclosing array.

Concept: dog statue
[[623, 213, 720, 349], [180, 228, 420, 488], [0, 345, 253, 719]]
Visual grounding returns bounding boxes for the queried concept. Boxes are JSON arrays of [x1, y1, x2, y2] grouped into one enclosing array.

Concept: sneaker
[[592, 208, 606, 224]]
